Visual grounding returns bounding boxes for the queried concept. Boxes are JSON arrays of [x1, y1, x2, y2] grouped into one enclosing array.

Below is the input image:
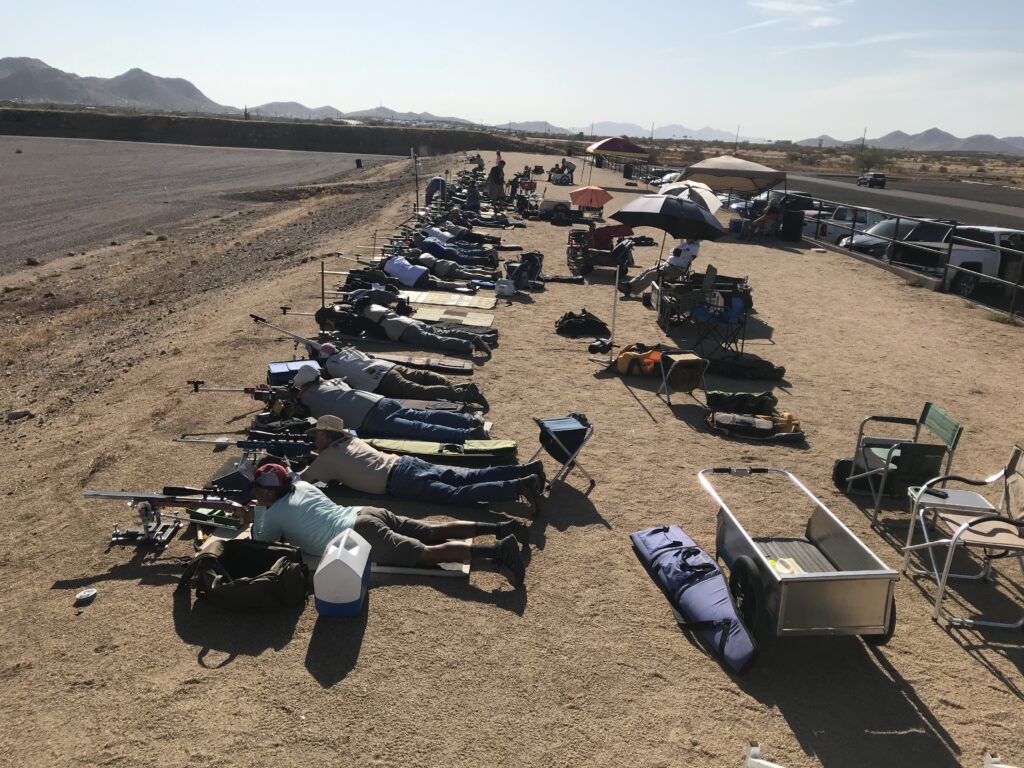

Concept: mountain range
[[3, 58, 1022, 154], [798, 128, 1024, 155]]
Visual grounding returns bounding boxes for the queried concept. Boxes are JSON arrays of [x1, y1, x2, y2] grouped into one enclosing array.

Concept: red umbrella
[[585, 135, 649, 159], [569, 185, 613, 208]]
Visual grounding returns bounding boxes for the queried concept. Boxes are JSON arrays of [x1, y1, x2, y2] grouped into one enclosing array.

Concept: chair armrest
[[856, 415, 918, 443]]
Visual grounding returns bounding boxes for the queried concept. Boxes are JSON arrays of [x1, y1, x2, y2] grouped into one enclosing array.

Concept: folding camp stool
[[657, 351, 709, 407], [528, 413, 595, 490]]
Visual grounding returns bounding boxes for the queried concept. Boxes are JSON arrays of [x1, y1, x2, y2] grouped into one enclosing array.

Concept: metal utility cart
[[699, 467, 899, 645]]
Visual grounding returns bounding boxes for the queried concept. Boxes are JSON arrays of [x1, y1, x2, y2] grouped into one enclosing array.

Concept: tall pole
[[734, 124, 740, 152], [411, 148, 419, 212]]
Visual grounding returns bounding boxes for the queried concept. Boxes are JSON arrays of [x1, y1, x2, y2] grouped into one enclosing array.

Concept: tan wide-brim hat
[[306, 414, 349, 438]]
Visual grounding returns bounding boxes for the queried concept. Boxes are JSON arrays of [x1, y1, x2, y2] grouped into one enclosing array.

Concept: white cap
[[291, 364, 321, 388]]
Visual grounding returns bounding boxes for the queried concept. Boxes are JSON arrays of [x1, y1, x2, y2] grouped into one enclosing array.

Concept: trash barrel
[[623, 163, 634, 180], [355, 158, 362, 169], [781, 210, 804, 242], [595, 155, 604, 169]]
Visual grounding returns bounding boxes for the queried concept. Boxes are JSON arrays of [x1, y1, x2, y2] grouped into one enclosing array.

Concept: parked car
[[838, 217, 919, 258], [729, 190, 815, 217], [857, 172, 887, 188], [890, 224, 1024, 298], [804, 206, 887, 242]]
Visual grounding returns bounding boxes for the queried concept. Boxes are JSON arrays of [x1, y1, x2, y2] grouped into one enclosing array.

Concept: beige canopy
[[682, 155, 786, 194]]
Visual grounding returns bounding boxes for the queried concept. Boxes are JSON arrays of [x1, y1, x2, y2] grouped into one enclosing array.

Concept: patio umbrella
[[611, 194, 726, 241], [569, 185, 613, 208], [682, 155, 785, 194], [585, 135, 649, 159], [657, 181, 723, 214]]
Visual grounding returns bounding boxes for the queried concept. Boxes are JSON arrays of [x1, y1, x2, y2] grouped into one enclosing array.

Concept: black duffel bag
[[177, 538, 310, 612]]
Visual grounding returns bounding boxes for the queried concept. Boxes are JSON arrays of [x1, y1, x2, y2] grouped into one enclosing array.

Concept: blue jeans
[[388, 456, 522, 505], [362, 399, 486, 442]]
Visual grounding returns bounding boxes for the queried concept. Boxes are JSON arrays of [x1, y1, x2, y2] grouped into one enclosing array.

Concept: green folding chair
[[846, 402, 964, 525]]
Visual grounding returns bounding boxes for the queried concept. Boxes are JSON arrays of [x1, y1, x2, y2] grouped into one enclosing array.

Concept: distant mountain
[[341, 106, 473, 125], [253, 101, 343, 120], [654, 124, 738, 142], [498, 120, 571, 135], [570, 121, 648, 137], [0, 57, 236, 113], [797, 127, 1024, 155]]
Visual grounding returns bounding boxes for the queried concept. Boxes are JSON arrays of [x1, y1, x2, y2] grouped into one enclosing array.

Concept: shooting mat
[[409, 305, 494, 326], [399, 290, 498, 310]]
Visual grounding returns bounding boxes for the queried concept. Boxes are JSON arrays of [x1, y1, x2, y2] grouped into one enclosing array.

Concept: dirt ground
[[1, 148, 1022, 768]]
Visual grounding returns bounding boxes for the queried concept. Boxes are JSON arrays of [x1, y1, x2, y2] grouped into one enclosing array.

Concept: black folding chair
[[528, 413, 595, 490]]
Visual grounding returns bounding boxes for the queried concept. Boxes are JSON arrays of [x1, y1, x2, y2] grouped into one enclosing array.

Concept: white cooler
[[314, 529, 371, 617]]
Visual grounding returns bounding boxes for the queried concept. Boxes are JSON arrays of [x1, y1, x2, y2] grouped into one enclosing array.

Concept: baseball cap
[[253, 463, 290, 488]]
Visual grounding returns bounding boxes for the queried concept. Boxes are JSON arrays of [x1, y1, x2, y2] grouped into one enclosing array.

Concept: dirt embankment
[[0, 107, 533, 156]]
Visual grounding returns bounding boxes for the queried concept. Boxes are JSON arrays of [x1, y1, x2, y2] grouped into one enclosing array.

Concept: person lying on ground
[[383, 254, 474, 293], [317, 342, 489, 411], [421, 223, 500, 246], [245, 464, 527, 586], [353, 299, 492, 357], [292, 364, 488, 443], [417, 235, 499, 268], [297, 415, 543, 511], [412, 253, 497, 281], [619, 240, 699, 297]]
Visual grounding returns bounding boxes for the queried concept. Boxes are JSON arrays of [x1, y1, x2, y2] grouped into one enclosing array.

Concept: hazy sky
[[4, 0, 1022, 140]]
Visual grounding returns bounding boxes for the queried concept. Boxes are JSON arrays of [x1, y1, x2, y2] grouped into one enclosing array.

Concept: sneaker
[[521, 460, 547, 488], [516, 474, 544, 516], [495, 516, 530, 546], [494, 535, 526, 587], [472, 337, 492, 357]]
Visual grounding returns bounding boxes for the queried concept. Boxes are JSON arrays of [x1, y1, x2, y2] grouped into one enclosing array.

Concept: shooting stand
[[111, 501, 181, 549]]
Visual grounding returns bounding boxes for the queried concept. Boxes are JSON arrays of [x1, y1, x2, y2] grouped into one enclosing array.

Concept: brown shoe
[[521, 460, 547, 488]]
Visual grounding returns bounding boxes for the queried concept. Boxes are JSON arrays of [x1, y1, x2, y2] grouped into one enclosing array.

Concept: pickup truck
[[803, 205, 886, 243], [888, 224, 1024, 298]]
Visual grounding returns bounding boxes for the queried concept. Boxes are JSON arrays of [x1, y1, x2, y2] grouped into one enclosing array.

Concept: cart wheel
[[729, 556, 771, 645], [863, 597, 896, 646]]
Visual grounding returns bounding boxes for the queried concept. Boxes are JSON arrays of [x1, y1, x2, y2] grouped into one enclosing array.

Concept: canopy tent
[[585, 136, 650, 160], [682, 155, 785, 194]]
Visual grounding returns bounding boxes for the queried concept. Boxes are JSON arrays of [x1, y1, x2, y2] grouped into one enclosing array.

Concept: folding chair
[[692, 288, 750, 358], [845, 401, 964, 525], [656, 352, 709, 407], [527, 413, 595, 490], [901, 445, 1024, 628]]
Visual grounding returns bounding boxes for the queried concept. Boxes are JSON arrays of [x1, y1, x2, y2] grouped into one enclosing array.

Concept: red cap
[[253, 463, 290, 488]]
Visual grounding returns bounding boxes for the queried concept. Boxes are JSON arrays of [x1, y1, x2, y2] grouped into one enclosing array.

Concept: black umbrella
[[611, 194, 726, 241]]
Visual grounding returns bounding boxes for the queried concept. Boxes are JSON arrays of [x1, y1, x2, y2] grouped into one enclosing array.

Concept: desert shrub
[[938, 165, 948, 173]]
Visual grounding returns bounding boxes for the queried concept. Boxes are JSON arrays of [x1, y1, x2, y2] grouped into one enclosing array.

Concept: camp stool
[[656, 351, 709, 407], [528, 413, 595, 491]]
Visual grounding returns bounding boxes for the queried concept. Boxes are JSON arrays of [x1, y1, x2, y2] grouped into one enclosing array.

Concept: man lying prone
[[244, 463, 527, 586], [298, 415, 544, 513]]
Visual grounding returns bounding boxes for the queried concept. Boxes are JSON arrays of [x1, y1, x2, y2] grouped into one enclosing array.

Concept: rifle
[[174, 436, 315, 457], [250, 313, 324, 354], [186, 380, 294, 404], [84, 487, 249, 549]]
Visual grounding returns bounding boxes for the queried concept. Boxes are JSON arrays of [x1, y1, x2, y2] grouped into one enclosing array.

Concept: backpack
[[177, 538, 310, 612], [707, 354, 786, 381], [704, 391, 778, 416], [616, 343, 663, 376], [555, 309, 610, 337]]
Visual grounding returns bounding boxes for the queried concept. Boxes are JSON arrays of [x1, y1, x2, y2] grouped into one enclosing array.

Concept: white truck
[[803, 205, 887, 243], [888, 224, 1024, 299]]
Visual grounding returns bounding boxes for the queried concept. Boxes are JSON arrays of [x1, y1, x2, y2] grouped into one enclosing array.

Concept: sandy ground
[[1, 148, 1022, 768], [0, 136, 398, 273]]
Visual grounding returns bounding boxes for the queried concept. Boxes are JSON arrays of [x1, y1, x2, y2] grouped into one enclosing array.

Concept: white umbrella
[[658, 181, 723, 214], [683, 155, 786, 194]]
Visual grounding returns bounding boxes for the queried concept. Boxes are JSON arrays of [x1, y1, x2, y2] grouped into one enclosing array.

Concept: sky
[[3, 0, 1023, 141]]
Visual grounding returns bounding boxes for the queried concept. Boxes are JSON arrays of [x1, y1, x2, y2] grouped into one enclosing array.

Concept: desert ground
[[0, 146, 1022, 768]]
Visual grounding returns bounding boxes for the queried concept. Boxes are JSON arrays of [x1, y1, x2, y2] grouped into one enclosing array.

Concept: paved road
[[0, 136, 400, 273], [789, 174, 1024, 230]]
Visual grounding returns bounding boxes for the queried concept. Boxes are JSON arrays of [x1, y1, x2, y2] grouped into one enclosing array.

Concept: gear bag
[[616, 343, 663, 376], [555, 308, 610, 337], [177, 538, 310, 612]]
